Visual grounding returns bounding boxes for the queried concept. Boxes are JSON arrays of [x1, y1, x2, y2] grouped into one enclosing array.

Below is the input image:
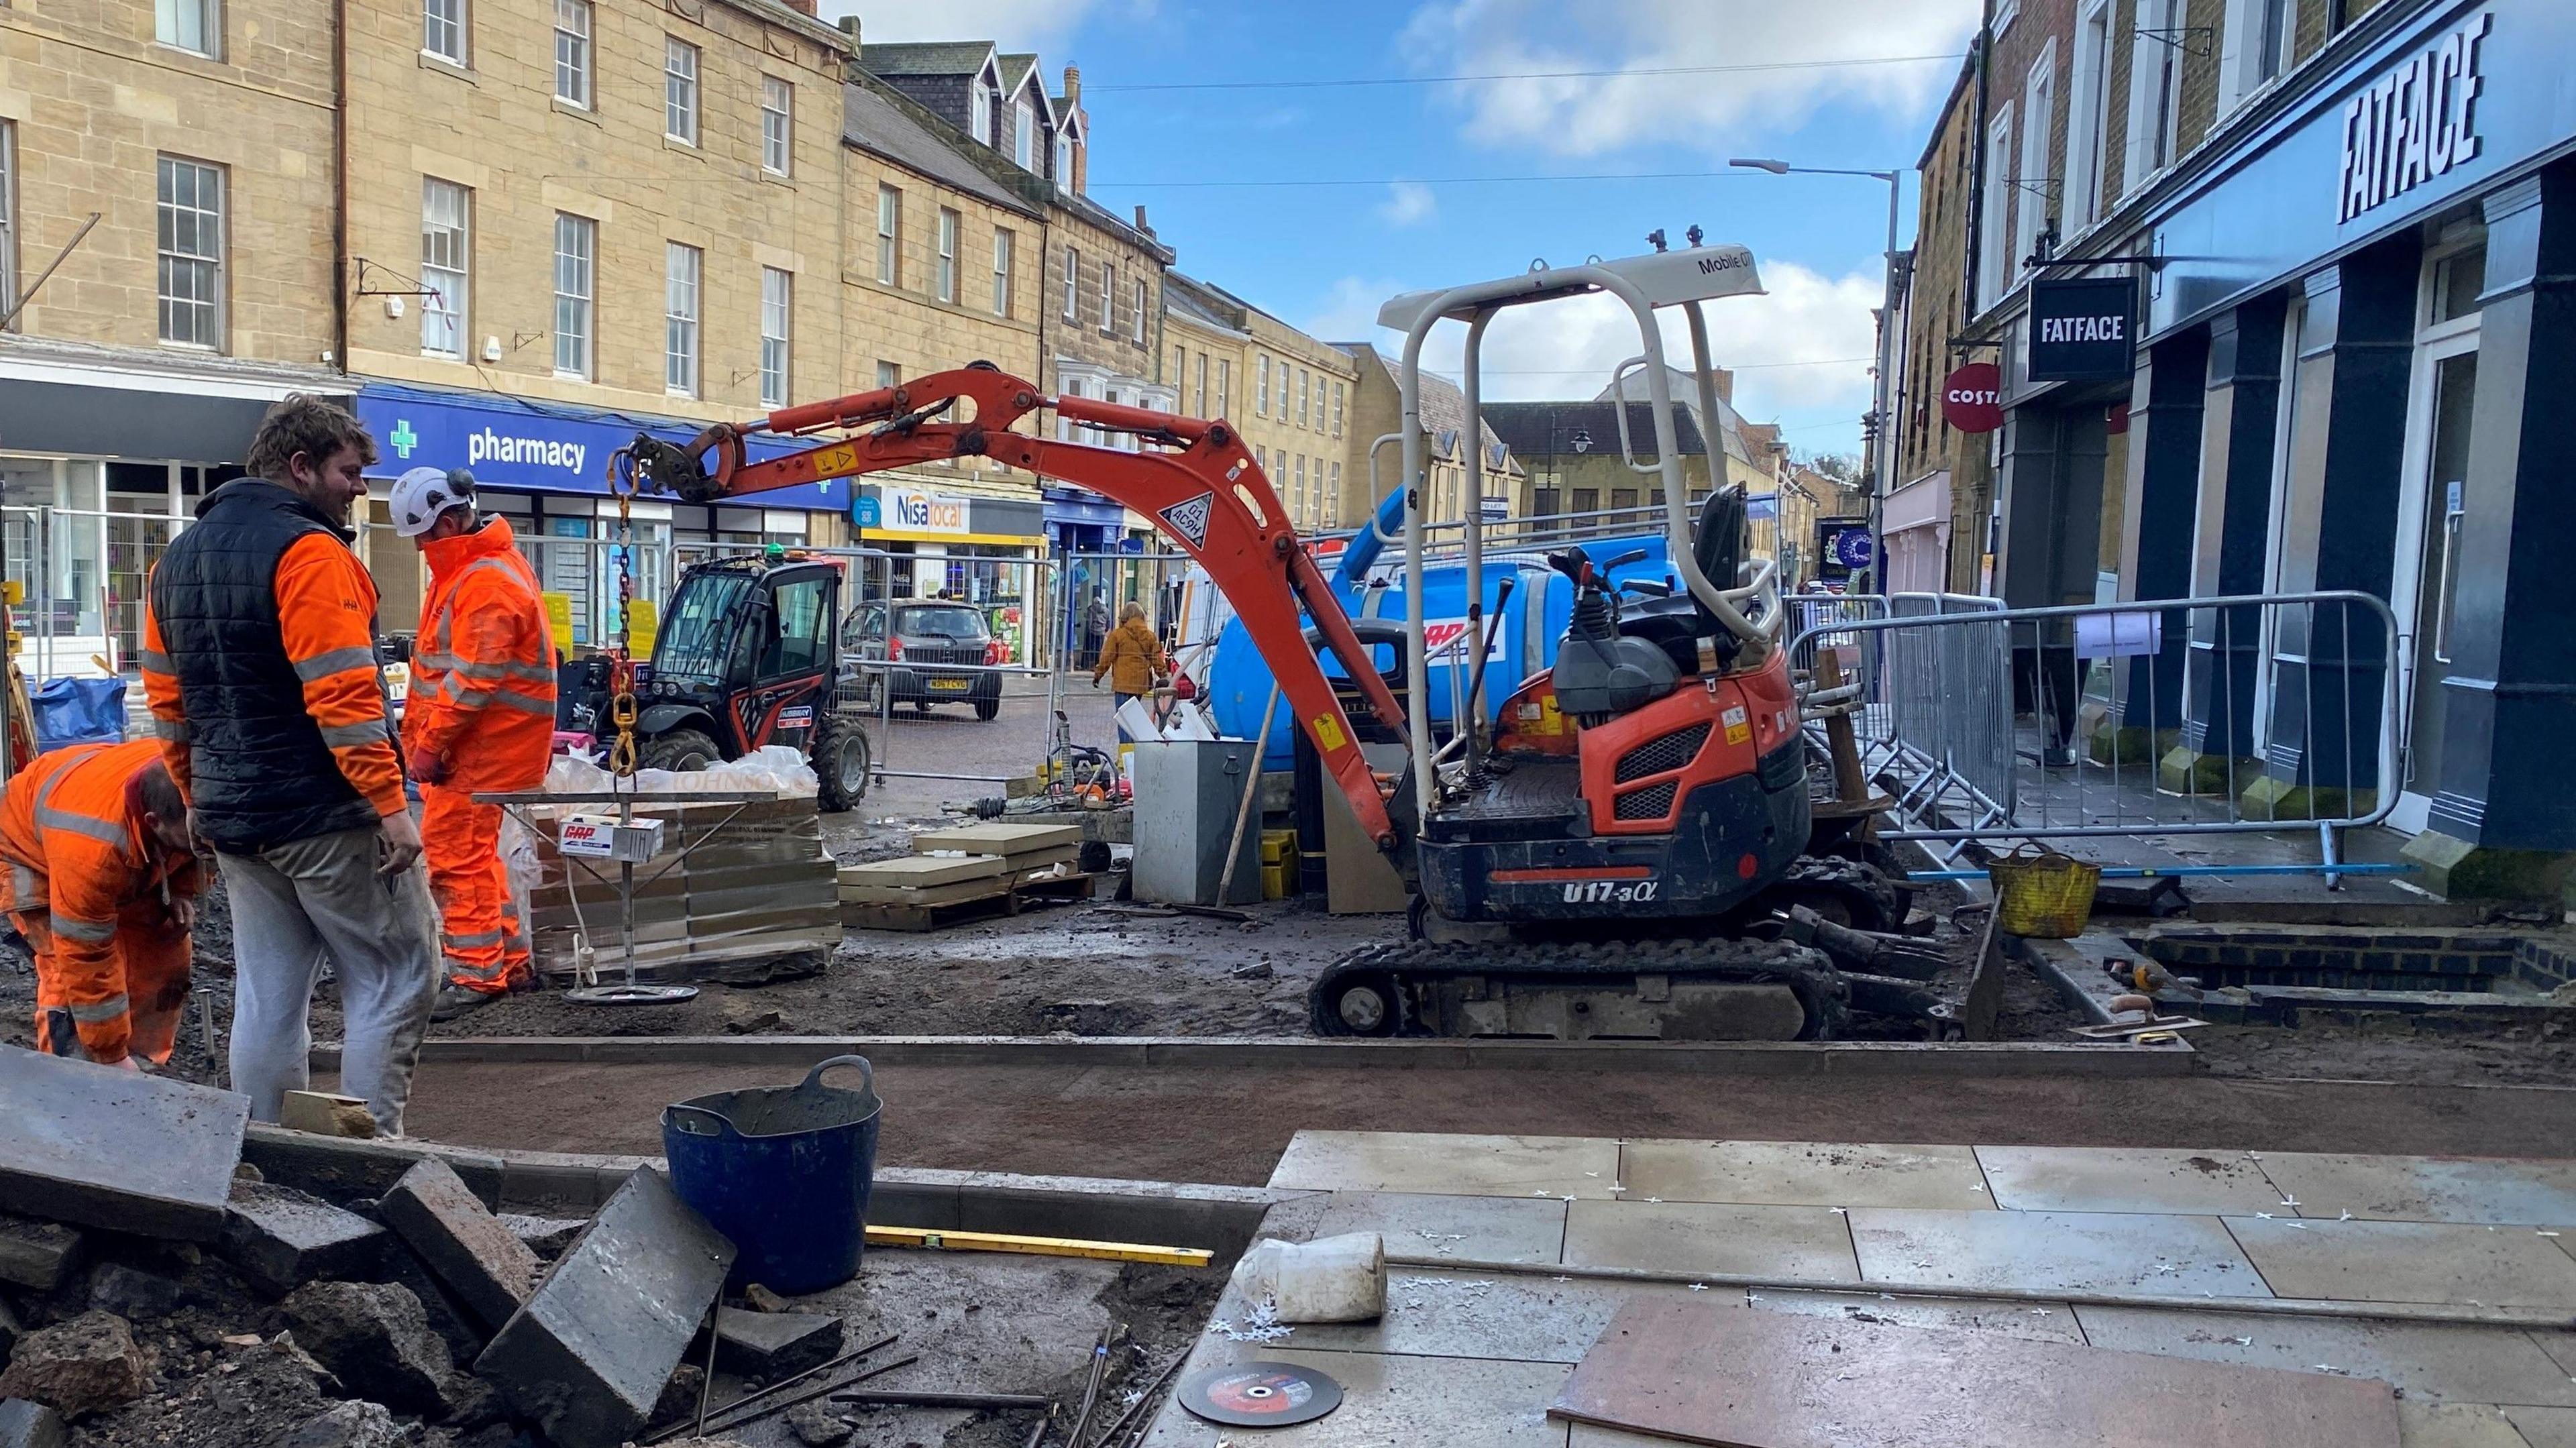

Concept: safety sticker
[[1310, 714, 1348, 753], [1722, 703, 1751, 746], [1159, 492, 1215, 550]]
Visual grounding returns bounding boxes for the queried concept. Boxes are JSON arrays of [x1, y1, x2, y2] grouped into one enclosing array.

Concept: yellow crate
[[1259, 828, 1296, 866], [1261, 858, 1295, 901]]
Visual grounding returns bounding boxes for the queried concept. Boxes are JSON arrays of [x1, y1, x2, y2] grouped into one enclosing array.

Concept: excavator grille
[[1613, 780, 1678, 820], [1615, 723, 1711, 784]]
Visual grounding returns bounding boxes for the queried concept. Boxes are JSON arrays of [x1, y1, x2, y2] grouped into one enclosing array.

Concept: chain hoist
[[604, 448, 642, 778]]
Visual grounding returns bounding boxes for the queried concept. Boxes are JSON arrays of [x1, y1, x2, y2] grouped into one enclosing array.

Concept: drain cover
[[1177, 1361, 1344, 1427]]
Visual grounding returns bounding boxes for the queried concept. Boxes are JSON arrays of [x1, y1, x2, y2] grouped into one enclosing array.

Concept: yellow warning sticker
[[1723, 703, 1751, 746], [1311, 714, 1348, 753]]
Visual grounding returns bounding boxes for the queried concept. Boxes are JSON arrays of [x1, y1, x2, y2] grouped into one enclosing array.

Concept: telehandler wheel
[[637, 728, 722, 775], [815, 715, 871, 814]]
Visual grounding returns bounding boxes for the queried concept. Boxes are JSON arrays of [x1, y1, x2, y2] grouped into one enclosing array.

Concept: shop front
[[1992, 0, 2576, 892], [852, 479, 1046, 662]]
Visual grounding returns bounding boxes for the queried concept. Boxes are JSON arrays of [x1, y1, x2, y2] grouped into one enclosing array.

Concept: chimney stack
[[1713, 366, 1733, 406], [833, 13, 855, 35], [1063, 64, 1081, 103], [1133, 203, 1153, 236]]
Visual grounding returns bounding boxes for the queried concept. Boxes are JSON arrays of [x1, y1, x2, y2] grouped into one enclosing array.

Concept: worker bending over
[[143, 394, 439, 1136], [390, 466, 556, 1021], [0, 740, 203, 1067]]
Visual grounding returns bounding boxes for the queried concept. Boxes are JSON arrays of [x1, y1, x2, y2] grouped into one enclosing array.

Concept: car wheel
[[912, 700, 934, 714], [973, 693, 1001, 722]]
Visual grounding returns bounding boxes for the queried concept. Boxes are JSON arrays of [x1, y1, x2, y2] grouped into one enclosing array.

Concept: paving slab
[[1138, 1348, 1570, 1447], [377, 1158, 539, 1331], [1560, 1199, 1860, 1284], [220, 1181, 388, 1297], [1618, 1139, 1994, 1210], [2073, 1304, 2576, 1406], [2255, 1154, 2576, 1227], [1974, 1146, 2294, 1215], [0, 1050, 249, 1241], [2399, 1402, 2539, 1448], [1295, 1190, 1570, 1266], [1847, 1207, 2270, 1297], [2506, 1406, 2576, 1447], [837, 854, 1004, 887], [2226, 1217, 2576, 1308], [1269, 1131, 1621, 1199], [1270, 1268, 1703, 1365], [1746, 1286, 2086, 1343]]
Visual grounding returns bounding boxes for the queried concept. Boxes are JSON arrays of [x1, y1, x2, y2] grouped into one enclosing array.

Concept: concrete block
[[376, 1241, 489, 1366], [0, 1311, 147, 1419], [280, 1280, 454, 1418], [910, 821, 1080, 855], [240, 1126, 506, 1210], [474, 1168, 735, 1448], [379, 1158, 539, 1332], [499, 1213, 587, 1260], [278, 1092, 376, 1139], [704, 1307, 842, 1378], [221, 1180, 388, 1297], [0, 1218, 85, 1292], [0, 1051, 250, 1242], [0, 1399, 66, 1448], [837, 854, 1003, 887]]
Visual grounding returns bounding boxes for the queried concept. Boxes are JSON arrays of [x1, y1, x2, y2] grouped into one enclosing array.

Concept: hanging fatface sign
[[2029, 277, 2137, 382], [1943, 361, 2004, 433]]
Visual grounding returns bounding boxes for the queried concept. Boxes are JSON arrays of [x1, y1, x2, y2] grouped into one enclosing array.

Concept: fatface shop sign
[[1943, 362, 2004, 433], [2028, 277, 2137, 383], [2339, 12, 2489, 225]]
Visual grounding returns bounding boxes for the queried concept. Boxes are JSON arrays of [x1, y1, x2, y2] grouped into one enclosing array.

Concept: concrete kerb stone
[[221, 1181, 388, 1298], [0, 1051, 249, 1241], [240, 1126, 507, 1212], [376, 1158, 541, 1331], [325, 1033, 2194, 1077]]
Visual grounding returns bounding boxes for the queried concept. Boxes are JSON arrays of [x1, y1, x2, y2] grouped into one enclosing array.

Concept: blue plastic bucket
[[661, 1055, 881, 1295]]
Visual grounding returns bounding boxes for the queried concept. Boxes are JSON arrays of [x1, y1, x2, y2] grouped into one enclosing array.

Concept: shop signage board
[[2339, 11, 2490, 224], [882, 487, 971, 535], [2028, 278, 2137, 382], [1943, 362, 2004, 433]]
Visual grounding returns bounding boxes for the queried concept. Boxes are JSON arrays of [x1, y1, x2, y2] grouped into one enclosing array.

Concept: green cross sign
[[389, 419, 418, 459]]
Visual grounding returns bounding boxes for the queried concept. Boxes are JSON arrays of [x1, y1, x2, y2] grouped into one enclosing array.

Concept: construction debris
[[376, 1156, 539, 1330], [498, 1212, 588, 1260], [839, 823, 1094, 930], [220, 1181, 387, 1297], [278, 1280, 458, 1418], [279, 1399, 402, 1448], [475, 1168, 735, 1448], [0, 1399, 64, 1448], [0, 1311, 147, 1419], [704, 1306, 844, 1378], [278, 1092, 377, 1141], [0, 1221, 83, 1294], [83, 1262, 181, 1321], [0, 1051, 249, 1241]]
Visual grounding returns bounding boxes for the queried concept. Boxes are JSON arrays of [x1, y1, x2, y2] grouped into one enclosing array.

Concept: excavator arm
[[624, 364, 1414, 851]]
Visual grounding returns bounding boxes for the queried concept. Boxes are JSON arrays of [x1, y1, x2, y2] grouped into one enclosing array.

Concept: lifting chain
[[605, 447, 643, 779]]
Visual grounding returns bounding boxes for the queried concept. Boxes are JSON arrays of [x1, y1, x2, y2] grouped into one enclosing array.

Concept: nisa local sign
[[883, 487, 970, 535]]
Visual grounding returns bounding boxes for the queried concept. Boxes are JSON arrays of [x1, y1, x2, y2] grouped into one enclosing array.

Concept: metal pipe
[[643, 1332, 900, 1443], [1906, 862, 2416, 881], [1458, 309, 1493, 776], [1383, 1254, 2575, 1331], [827, 1389, 1052, 1411], [1396, 317, 1436, 832]]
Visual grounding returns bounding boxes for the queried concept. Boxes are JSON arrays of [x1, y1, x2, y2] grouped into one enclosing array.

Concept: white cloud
[[1401, 0, 1979, 158], [838, 0, 1138, 52], [1377, 181, 1438, 228]]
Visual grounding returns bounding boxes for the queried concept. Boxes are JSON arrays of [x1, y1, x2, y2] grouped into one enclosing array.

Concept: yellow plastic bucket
[[1987, 842, 2101, 938]]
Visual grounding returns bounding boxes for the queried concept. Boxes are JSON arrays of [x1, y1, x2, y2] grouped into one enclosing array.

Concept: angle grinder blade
[[1177, 1360, 1344, 1427]]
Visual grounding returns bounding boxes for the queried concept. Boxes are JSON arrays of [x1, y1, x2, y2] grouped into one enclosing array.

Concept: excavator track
[[1311, 936, 1851, 1042]]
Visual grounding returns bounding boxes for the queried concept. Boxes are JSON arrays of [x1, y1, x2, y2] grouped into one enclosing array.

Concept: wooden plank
[[1548, 1297, 2397, 1448], [1959, 906, 2009, 1043]]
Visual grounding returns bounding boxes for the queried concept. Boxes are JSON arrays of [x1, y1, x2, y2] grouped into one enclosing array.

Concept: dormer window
[[1014, 96, 1037, 170], [969, 68, 994, 145], [1055, 129, 1074, 186]]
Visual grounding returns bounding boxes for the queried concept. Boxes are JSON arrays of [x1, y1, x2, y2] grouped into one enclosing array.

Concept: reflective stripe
[[446, 958, 510, 982], [319, 719, 391, 749], [418, 653, 554, 686], [12, 865, 41, 902], [293, 646, 379, 683], [153, 716, 192, 744], [68, 993, 129, 1023], [442, 928, 507, 949], [35, 805, 125, 848], [138, 649, 175, 675], [50, 914, 117, 943]]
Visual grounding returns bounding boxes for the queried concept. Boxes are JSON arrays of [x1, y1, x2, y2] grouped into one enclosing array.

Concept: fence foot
[[2320, 821, 2345, 891]]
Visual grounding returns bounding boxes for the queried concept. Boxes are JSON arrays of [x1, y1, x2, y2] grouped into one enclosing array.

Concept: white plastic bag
[[1226, 1233, 1385, 1323]]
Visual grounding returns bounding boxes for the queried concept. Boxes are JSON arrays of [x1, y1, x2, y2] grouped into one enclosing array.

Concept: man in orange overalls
[[0, 740, 204, 1066], [390, 467, 557, 1020]]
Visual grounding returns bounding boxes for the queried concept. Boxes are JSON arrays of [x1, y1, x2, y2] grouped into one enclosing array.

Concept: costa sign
[[1943, 362, 2003, 433]]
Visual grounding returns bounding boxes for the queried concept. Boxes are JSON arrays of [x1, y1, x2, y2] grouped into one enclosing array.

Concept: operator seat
[[1613, 487, 1751, 675]]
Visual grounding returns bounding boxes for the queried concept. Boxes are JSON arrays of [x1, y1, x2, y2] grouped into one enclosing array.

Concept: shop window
[[2430, 241, 2487, 325]]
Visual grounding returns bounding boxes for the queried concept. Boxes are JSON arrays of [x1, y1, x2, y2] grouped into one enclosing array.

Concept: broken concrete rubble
[[474, 1168, 734, 1448], [278, 1279, 456, 1418], [84, 1261, 182, 1321], [377, 1157, 539, 1331], [0, 1398, 65, 1448], [0, 1311, 148, 1419], [280, 1400, 401, 1448], [0, 1220, 83, 1294], [497, 1213, 584, 1261], [0, 1051, 249, 1241], [220, 1180, 388, 1298], [377, 1237, 492, 1365], [705, 1306, 844, 1378]]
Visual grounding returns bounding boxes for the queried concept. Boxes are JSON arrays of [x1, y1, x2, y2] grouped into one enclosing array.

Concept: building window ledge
[[417, 51, 472, 82], [663, 135, 701, 157], [549, 96, 598, 125]]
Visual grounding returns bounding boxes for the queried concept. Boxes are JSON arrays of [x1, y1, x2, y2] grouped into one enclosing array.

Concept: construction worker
[[0, 740, 203, 1067], [388, 465, 556, 1021], [142, 394, 439, 1137]]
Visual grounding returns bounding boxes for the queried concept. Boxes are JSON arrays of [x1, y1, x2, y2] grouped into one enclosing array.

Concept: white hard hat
[[390, 465, 475, 538]]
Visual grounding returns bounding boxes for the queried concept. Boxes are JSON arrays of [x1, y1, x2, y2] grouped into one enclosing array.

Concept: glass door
[[2390, 342, 2478, 832]]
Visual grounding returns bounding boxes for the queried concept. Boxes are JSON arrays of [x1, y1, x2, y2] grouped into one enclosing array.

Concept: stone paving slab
[[2403, 1402, 2543, 1448], [1975, 1146, 2294, 1215], [1277, 1269, 1700, 1366], [2072, 1305, 2576, 1406], [2255, 1154, 2576, 1228], [1137, 1348, 1570, 1447], [2226, 1217, 2576, 1309], [1299, 1190, 1570, 1266], [1848, 1207, 2271, 1297], [1269, 1131, 1621, 1199], [1744, 1286, 2085, 1343], [1561, 1200, 1861, 1284], [1620, 1139, 1994, 1210], [2506, 1406, 2576, 1447]]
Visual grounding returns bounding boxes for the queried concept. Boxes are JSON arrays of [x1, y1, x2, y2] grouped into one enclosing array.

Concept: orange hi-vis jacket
[[0, 740, 203, 1063], [403, 516, 557, 791]]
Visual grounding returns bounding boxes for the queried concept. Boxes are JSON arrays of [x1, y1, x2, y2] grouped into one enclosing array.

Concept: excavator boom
[[627, 365, 1412, 850]]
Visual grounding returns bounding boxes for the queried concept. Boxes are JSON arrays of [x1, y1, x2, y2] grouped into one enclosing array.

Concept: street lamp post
[[1729, 158, 1903, 594]]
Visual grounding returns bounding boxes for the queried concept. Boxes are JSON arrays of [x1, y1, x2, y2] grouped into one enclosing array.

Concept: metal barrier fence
[[1788, 591, 2404, 860]]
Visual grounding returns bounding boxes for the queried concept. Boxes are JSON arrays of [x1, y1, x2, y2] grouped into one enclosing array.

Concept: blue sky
[[852, 0, 1983, 459]]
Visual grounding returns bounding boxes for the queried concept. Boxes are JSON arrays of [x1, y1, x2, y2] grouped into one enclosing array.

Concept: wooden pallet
[[843, 872, 1095, 933]]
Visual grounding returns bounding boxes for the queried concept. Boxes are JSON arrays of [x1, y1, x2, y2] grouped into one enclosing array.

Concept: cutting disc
[[1176, 1361, 1344, 1427]]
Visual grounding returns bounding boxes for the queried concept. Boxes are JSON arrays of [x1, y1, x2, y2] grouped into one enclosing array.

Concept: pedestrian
[[1083, 593, 1110, 660], [0, 740, 204, 1068], [140, 394, 438, 1137], [1090, 600, 1167, 740], [388, 466, 556, 1022]]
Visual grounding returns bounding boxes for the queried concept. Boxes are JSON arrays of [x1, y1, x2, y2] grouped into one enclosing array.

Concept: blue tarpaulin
[[30, 677, 127, 753]]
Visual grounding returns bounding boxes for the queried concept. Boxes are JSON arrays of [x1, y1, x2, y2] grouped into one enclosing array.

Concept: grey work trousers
[[219, 826, 439, 1137]]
